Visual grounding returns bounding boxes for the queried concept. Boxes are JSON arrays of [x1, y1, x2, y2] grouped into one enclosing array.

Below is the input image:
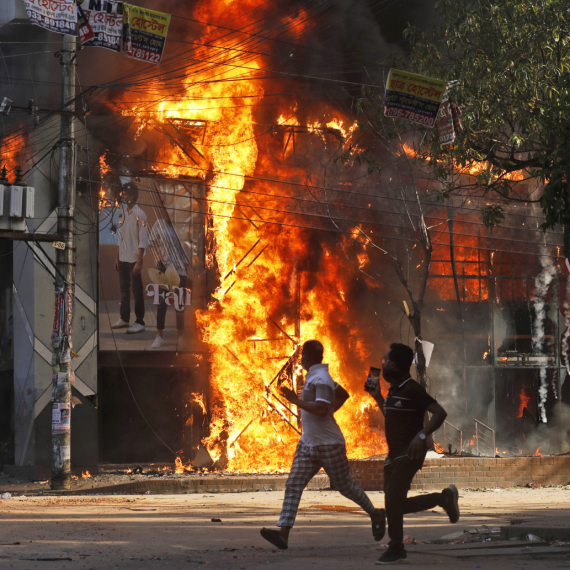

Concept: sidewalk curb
[[48, 474, 330, 495]]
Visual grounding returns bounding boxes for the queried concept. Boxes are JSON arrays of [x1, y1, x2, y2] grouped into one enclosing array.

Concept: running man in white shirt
[[111, 183, 148, 335], [260, 340, 385, 550]]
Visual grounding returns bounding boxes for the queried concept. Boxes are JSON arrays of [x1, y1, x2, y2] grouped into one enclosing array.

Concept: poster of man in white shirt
[[111, 183, 148, 334]]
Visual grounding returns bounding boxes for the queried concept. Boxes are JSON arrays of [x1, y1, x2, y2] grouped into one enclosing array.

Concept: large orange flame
[[0, 133, 27, 180], [401, 143, 524, 181], [118, 0, 387, 472], [518, 385, 531, 418]]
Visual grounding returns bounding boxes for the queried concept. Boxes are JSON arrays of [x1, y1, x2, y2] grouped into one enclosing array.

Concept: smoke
[[532, 245, 557, 423], [562, 279, 570, 375], [520, 401, 570, 455]]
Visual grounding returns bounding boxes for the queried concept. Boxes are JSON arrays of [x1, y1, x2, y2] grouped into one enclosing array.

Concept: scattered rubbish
[[263, 485, 273, 491], [526, 482, 541, 489], [526, 534, 543, 542], [552, 541, 570, 547], [211, 518, 222, 522], [133, 466, 144, 475], [438, 527, 501, 544], [1, 492, 11, 499], [403, 535, 415, 545]]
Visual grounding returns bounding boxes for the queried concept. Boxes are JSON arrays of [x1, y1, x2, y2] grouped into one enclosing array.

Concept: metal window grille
[[442, 421, 462, 455], [474, 419, 495, 457]]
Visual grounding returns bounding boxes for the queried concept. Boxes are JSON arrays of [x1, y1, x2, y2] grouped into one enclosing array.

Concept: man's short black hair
[[389, 343, 414, 373], [302, 340, 324, 363], [122, 182, 139, 203]]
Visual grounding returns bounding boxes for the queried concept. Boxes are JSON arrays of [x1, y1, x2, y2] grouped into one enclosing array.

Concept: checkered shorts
[[277, 441, 376, 528]]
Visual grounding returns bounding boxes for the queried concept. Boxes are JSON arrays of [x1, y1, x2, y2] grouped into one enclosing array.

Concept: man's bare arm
[[333, 385, 350, 412], [423, 401, 447, 435], [280, 387, 330, 417], [408, 401, 447, 459], [133, 247, 144, 275]]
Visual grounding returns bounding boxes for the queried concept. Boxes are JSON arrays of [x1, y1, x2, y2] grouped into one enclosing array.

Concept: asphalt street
[[1, 487, 570, 569]]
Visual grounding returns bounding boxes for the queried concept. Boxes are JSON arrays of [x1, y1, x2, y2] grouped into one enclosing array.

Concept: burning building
[[0, 0, 568, 480]]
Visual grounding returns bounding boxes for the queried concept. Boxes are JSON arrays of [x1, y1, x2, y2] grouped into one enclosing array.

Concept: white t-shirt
[[299, 363, 345, 447], [118, 204, 148, 263]]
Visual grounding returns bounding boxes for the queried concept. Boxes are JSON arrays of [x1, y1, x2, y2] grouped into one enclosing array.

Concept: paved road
[[1, 487, 570, 569]]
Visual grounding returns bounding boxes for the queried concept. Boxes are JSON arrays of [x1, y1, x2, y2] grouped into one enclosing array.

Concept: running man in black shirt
[[366, 343, 459, 565]]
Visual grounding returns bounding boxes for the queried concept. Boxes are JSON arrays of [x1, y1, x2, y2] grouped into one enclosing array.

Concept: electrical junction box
[[0, 184, 9, 229], [0, 185, 34, 231], [7, 185, 22, 217], [21, 186, 34, 218]]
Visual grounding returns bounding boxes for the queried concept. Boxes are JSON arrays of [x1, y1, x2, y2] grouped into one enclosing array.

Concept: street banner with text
[[384, 69, 446, 128], [123, 3, 170, 64], [436, 98, 455, 145], [77, 4, 95, 44], [22, 0, 78, 36], [81, 0, 123, 51]]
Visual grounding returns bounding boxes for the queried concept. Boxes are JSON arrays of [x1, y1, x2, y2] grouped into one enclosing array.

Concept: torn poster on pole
[[436, 98, 455, 145], [22, 0, 78, 36], [52, 402, 71, 434], [77, 4, 95, 44], [384, 69, 446, 128], [123, 3, 171, 64], [80, 1, 123, 51]]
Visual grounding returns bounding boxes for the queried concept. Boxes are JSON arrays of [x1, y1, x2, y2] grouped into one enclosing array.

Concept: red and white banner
[[77, 4, 95, 44], [81, 0, 124, 52], [22, 0, 78, 36]]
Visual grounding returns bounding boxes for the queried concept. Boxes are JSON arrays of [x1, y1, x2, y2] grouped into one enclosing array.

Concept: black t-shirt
[[384, 377, 436, 463]]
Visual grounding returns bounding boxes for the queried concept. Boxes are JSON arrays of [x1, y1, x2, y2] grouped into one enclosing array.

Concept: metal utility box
[[0, 185, 35, 230]]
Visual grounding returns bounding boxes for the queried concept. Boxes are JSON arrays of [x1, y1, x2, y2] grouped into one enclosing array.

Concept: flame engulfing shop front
[[94, 0, 394, 471]]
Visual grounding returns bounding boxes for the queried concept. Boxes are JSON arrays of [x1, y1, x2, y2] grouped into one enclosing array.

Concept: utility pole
[[51, 33, 77, 490]]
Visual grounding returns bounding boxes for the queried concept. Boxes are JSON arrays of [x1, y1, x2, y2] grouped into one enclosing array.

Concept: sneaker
[[126, 323, 145, 334], [371, 508, 386, 541], [177, 335, 189, 351], [151, 336, 163, 349], [442, 484, 460, 523], [111, 319, 129, 329], [376, 549, 408, 565]]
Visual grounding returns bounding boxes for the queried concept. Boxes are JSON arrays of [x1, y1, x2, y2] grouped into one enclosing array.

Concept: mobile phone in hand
[[364, 366, 381, 393]]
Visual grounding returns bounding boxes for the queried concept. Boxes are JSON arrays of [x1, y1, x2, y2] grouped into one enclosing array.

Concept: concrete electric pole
[[51, 33, 77, 490]]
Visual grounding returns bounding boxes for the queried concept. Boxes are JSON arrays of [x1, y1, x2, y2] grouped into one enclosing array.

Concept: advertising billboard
[[99, 177, 205, 352]]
